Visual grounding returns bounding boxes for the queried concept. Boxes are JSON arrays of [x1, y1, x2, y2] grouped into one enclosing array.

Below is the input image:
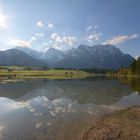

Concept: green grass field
[[0, 66, 92, 81]]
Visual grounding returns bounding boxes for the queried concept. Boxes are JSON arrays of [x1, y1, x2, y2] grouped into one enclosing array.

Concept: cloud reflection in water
[[0, 92, 139, 140]]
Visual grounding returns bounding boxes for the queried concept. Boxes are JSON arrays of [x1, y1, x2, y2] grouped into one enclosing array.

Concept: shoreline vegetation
[[0, 66, 140, 94], [0, 65, 140, 83], [0, 66, 92, 82]]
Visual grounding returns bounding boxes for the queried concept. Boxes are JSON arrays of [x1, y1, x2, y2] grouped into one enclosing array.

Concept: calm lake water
[[0, 77, 140, 140]]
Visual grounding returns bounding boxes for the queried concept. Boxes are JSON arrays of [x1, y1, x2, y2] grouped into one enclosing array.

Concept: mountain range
[[0, 44, 134, 69], [0, 49, 45, 66]]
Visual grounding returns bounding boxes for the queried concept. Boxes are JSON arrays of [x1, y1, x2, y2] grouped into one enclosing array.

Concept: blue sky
[[0, 0, 140, 57]]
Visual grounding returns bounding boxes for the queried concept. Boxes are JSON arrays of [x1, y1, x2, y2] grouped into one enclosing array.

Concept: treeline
[[80, 68, 116, 74], [52, 67, 116, 74], [118, 57, 140, 75], [130, 57, 140, 74]]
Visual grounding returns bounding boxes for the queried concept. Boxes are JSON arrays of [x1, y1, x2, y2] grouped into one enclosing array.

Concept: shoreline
[[82, 106, 140, 140], [0, 73, 140, 84]]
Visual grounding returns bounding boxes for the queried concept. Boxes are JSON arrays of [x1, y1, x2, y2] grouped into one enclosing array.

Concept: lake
[[0, 77, 140, 140]]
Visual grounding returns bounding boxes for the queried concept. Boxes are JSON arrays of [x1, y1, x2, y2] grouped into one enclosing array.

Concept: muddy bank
[[82, 106, 140, 140]]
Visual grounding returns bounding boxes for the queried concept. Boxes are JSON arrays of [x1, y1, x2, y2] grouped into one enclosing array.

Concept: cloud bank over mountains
[[5, 19, 138, 53]]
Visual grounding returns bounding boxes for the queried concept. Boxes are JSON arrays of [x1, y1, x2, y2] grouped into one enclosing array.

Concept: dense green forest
[[118, 57, 140, 75], [130, 57, 140, 74]]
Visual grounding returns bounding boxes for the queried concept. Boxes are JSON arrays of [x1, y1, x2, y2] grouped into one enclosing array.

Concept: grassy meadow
[[0, 66, 92, 81]]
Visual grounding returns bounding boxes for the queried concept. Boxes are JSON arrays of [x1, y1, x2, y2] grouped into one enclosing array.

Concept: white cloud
[[48, 23, 54, 29], [103, 34, 139, 45], [94, 25, 98, 29], [0, 12, 9, 29], [30, 37, 36, 42], [36, 21, 44, 27], [86, 25, 98, 32], [50, 33, 76, 46], [52, 43, 62, 50], [35, 32, 44, 37], [8, 32, 45, 48], [51, 33, 58, 39], [87, 33, 102, 42], [129, 34, 139, 39], [9, 39, 31, 47], [86, 25, 93, 31]]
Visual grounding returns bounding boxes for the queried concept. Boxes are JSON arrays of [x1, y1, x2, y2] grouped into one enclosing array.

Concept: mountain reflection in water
[[0, 77, 140, 140]]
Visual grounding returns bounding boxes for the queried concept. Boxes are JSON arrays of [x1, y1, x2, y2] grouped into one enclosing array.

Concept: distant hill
[[0, 49, 45, 66]]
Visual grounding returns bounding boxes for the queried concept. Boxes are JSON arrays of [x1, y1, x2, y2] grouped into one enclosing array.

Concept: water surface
[[0, 77, 140, 140]]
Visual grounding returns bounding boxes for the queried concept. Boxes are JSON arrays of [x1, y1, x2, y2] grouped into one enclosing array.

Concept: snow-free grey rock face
[[16, 47, 44, 60], [54, 44, 134, 69], [44, 47, 65, 66], [16, 47, 64, 66], [5, 44, 134, 69], [0, 49, 45, 66]]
